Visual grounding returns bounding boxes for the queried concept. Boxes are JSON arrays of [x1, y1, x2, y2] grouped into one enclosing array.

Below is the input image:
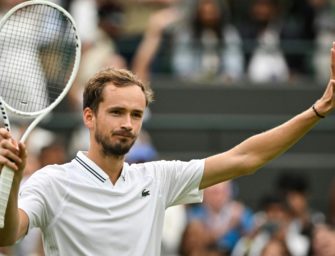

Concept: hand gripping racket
[[0, 0, 81, 228]]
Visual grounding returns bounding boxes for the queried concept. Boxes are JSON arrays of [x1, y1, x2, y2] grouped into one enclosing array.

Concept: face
[[198, 0, 221, 27], [84, 83, 146, 157], [251, 0, 276, 22], [286, 191, 307, 216]]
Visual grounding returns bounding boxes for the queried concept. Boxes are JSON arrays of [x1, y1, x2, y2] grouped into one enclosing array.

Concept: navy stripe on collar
[[75, 156, 106, 182]]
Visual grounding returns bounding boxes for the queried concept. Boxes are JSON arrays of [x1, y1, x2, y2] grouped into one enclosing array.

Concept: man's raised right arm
[[0, 128, 29, 246]]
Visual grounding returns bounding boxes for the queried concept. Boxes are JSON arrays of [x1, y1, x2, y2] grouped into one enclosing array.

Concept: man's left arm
[[200, 43, 335, 189]]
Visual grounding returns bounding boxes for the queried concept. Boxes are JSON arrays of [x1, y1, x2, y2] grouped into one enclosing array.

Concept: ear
[[83, 107, 95, 129]]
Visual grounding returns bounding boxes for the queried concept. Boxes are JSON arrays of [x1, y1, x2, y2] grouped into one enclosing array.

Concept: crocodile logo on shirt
[[142, 189, 150, 197]]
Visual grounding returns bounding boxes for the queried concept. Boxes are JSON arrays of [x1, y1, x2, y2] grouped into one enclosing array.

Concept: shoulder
[[23, 162, 72, 186], [128, 159, 204, 171], [126, 160, 173, 175], [126, 159, 205, 180]]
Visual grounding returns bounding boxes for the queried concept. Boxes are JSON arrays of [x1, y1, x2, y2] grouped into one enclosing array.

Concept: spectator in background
[[69, 0, 127, 110], [276, 171, 325, 252], [280, 0, 316, 80], [69, 0, 98, 52], [133, 0, 244, 84], [179, 219, 223, 256], [187, 181, 254, 254], [171, 0, 244, 83], [311, 0, 335, 83], [232, 190, 313, 256], [116, 0, 179, 67], [131, 5, 179, 82], [232, 193, 291, 256], [240, 0, 289, 84]]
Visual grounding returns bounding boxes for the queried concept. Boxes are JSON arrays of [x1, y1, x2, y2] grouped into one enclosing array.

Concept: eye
[[132, 112, 143, 119], [110, 109, 122, 116]]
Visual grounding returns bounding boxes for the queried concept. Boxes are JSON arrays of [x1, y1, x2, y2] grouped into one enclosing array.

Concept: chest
[[48, 175, 164, 246]]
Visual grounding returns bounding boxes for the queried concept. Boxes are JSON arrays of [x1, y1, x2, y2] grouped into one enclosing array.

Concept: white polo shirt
[[18, 151, 204, 256]]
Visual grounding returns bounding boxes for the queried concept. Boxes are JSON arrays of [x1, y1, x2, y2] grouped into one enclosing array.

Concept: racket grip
[[0, 166, 15, 228]]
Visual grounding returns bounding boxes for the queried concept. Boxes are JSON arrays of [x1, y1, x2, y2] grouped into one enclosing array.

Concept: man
[[0, 43, 334, 255]]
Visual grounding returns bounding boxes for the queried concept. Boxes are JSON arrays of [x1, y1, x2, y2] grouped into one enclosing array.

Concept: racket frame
[[0, 0, 81, 228]]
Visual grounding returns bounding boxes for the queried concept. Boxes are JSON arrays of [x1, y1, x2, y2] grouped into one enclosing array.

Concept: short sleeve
[[149, 159, 205, 208], [18, 168, 57, 231]]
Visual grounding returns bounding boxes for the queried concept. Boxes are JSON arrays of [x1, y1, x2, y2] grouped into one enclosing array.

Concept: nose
[[121, 114, 132, 131]]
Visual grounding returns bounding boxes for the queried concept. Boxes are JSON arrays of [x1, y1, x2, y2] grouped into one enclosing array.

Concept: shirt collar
[[74, 151, 128, 184]]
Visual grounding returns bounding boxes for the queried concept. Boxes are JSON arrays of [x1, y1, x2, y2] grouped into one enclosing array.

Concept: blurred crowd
[[69, 0, 335, 86], [1, 0, 335, 255], [161, 173, 335, 256], [82, 0, 333, 85], [2, 0, 333, 88], [73, 0, 335, 85]]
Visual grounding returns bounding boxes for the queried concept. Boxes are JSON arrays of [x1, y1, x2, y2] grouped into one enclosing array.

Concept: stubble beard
[[95, 130, 135, 157]]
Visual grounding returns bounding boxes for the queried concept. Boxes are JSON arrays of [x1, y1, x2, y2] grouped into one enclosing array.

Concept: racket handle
[[0, 166, 15, 228]]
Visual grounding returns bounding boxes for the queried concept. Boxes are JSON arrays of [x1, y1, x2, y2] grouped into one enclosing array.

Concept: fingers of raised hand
[[331, 80, 335, 107], [0, 128, 10, 140], [0, 140, 22, 171], [18, 142, 27, 166], [331, 42, 335, 80]]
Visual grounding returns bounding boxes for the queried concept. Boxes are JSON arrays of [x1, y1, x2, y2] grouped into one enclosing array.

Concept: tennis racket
[[0, 0, 81, 228]]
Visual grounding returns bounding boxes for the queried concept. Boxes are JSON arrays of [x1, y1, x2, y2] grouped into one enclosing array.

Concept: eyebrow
[[108, 106, 144, 114]]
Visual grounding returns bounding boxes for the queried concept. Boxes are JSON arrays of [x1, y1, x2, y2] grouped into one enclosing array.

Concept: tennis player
[[0, 43, 335, 255]]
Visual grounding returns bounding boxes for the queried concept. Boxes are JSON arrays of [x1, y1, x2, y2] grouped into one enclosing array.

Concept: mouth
[[113, 132, 134, 139], [115, 135, 132, 139]]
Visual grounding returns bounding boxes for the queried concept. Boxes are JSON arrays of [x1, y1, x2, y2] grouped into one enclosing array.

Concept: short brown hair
[[83, 67, 154, 112]]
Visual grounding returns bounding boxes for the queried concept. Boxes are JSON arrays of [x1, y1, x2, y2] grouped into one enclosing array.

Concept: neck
[[87, 148, 125, 184]]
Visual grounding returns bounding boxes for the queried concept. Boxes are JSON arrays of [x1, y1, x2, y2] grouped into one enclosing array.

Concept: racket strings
[[0, 4, 78, 113]]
